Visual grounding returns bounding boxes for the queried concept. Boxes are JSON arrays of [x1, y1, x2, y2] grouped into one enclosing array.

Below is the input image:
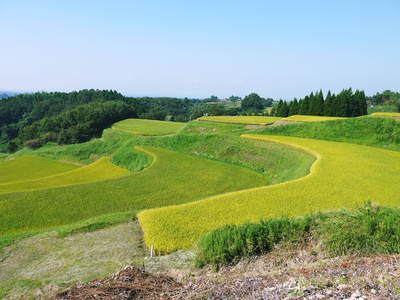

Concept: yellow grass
[[0, 156, 78, 184], [138, 134, 400, 253], [284, 115, 348, 122], [198, 116, 282, 125], [112, 118, 186, 136], [0, 157, 129, 194]]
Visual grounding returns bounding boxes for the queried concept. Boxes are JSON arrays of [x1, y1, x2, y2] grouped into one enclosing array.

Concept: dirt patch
[[245, 125, 267, 130], [55, 266, 181, 300], [267, 120, 300, 127], [53, 248, 400, 299]]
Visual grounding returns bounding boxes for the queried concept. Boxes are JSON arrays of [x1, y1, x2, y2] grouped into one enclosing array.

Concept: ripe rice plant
[[198, 116, 282, 125], [112, 118, 186, 136], [371, 112, 400, 118], [283, 115, 348, 122], [138, 134, 400, 253], [0, 156, 78, 184], [0, 157, 129, 194]]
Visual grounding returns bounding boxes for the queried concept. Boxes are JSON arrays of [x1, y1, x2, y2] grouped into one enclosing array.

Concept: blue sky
[[0, 0, 399, 99]]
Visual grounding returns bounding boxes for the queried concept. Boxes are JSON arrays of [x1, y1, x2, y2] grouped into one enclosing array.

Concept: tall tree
[[241, 93, 265, 111]]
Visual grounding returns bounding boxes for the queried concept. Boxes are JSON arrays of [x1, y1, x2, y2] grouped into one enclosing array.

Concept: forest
[[272, 89, 368, 117], [0, 88, 374, 152]]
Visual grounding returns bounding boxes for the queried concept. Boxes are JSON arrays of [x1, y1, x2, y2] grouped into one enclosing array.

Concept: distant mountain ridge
[[0, 91, 18, 99]]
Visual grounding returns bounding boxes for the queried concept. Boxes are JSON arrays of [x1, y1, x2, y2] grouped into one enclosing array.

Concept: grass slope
[[255, 116, 400, 151], [0, 156, 78, 184], [0, 146, 266, 237], [198, 116, 282, 125], [138, 135, 400, 253], [0, 157, 129, 194], [112, 118, 186, 136]]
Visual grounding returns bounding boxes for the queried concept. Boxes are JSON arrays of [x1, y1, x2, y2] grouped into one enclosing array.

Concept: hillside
[[0, 116, 400, 298], [256, 116, 400, 151], [0, 119, 317, 298]]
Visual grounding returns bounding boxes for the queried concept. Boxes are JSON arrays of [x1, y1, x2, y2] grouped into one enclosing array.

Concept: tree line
[[0, 90, 198, 152], [1, 89, 259, 152], [0, 88, 372, 152], [273, 89, 368, 117]]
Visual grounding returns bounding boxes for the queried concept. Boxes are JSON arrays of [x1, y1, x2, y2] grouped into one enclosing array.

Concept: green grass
[[0, 156, 78, 184], [255, 116, 400, 151], [196, 204, 400, 269], [112, 118, 186, 135], [115, 132, 315, 185], [196, 216, 312, 269], [0, 157, 129, 194], [10, 131, 129, 165], [0, 146, 266, 237], [182, 120, 249, 136], [368, 104, 399, 114], [138, 134, 400, 252]]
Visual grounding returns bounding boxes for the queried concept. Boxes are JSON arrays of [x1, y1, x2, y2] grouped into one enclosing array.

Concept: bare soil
[[55, 248, 400, 299]]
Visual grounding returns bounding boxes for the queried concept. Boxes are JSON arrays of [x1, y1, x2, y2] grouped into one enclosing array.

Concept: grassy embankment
[[255, 116, 400, 151], [368, 105, 399, 114], [138, 133, 400, 253]]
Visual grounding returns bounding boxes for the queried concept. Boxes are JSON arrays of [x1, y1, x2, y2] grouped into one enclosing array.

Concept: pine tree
[[276, 100, 284, 117], [300, 96, 310, 115], [317, 90, 324, 116], [309, 90, 324, 116], [289, 98, 299, 116], [324, 90, 333, 116], [282, 101, 289, 117], [359, 90, 368, 115]]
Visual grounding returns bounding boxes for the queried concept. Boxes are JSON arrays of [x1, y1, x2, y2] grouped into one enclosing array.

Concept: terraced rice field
[[0, 147, 266, 236], [138, 134, 400, 252], [0, 156, 78, 184], [371, 112, 400, 117], [198, 116, 282, 125], [0, 157, 129, 194], [112, 119, 186, 135], [283, 115, 348, 122]]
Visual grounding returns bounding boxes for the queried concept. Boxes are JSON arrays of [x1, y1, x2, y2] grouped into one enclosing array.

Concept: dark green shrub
[[195, 217, 313, 269], [196, 204, 400, 269]]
